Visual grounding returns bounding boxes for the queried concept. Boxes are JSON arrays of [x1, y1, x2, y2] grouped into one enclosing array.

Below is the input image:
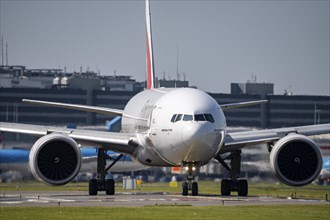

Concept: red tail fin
[[146, 0, 155, 89]]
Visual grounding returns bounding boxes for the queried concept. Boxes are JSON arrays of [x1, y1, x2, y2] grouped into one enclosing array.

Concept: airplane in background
[[318, 157, 330, 185], [0, 117, 145, 181], [0, 0, 329, 196], [0, 148, 145, 175]]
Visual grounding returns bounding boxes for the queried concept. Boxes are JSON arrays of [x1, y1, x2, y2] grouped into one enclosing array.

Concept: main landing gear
[[215, 150, 248, 196], [182, 162, 199, 196], [89, 148, 123, 196]]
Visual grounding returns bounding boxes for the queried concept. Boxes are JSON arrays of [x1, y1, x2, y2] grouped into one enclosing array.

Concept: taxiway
[[1, 191, 328, 207]]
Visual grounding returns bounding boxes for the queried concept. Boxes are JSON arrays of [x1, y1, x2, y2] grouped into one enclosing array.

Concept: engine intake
[[29, 133, 82, 185], [270, 134, 323, 186]]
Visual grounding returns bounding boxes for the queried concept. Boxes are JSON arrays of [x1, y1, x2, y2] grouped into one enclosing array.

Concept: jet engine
[[270, 134, 323, 186], [29, 133, 82, 185]]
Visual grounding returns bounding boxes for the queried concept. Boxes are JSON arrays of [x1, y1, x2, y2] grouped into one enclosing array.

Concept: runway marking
[[115, 199, 138, 202], [171, 195, 246, 201], [39, 197, 76, 203], [27, 199, 49, 203], [1, 201, 23, 204], [2, 194, 23, 197], [88, 199, 103, 202], [149, 198, 166, 201], [24, 196, 75, 203]]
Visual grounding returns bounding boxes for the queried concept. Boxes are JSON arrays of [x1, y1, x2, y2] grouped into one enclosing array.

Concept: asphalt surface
[[1, 191, 329, 207]]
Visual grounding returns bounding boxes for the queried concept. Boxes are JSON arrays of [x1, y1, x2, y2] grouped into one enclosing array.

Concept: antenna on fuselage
[[176, 46, 179, 81], [146, 0, 155, 89]]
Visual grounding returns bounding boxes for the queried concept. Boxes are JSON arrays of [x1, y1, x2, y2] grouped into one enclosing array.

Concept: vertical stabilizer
[[146, 0, 155, 89]]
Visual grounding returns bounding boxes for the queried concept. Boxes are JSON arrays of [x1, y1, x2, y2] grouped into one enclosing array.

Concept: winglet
[[146, 0, 155, 89]]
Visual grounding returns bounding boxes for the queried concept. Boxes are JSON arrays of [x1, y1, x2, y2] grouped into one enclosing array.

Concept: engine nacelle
[[29, 133, 82, 185], [270, 134, 323, 186]]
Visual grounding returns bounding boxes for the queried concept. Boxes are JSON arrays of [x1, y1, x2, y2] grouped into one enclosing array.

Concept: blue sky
[[1, 0, 329, 95]]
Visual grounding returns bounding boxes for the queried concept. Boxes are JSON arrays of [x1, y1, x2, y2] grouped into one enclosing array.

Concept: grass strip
[[1, 204, 329, 220]]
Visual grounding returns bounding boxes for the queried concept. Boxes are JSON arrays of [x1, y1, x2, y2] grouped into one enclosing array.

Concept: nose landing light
[[184, 166, 196, 171]]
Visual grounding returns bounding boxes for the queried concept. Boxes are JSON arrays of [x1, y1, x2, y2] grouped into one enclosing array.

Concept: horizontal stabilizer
[[220, 100, 268, 110], [23, 99, 123, 116], [22, 99, 148, 121]]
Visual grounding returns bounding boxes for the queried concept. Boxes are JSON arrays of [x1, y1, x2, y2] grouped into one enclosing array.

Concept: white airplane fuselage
[[122, 87, 227, 167]]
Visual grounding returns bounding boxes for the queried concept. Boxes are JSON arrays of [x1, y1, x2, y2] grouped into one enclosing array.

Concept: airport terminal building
[[1, 88, 329, 128], [0, 65, 329, 129]]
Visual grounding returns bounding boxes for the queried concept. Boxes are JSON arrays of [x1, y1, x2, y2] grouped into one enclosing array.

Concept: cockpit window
[[171, 113, 214, 123], [194, 114, 205, 121], [194, 114, 215, 123], [170, 114, 177, 123], [204, 114, 215, 123], [183, 114, 193, 121], [175, 114, 183, 122]]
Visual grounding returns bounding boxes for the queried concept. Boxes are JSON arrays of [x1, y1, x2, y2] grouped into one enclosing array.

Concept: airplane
[[0, 0, 329, 196], [0, 118, 146, 181], [0, 148, 146, 175], [318, 157, 330, 185]]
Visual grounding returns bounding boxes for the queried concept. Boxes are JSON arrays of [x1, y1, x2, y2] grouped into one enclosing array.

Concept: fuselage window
[[175, 114, 183, 122], [171, 114, 177, 123], [183, 114, 193, 121]]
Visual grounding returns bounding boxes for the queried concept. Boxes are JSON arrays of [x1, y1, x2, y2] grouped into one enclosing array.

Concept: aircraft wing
[[221, 123, 330, 154], [0, 122, 138, 155]]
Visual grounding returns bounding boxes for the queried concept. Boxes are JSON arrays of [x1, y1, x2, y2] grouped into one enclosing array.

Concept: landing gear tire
[[221, 179, 232, 196], [106, 179, 115, 195], [89, 179, 98, 195], [182, 182, 188, 196], [238, 179, 248, 197], [192, 182, 198, 196], [221, 179, 248, 197]]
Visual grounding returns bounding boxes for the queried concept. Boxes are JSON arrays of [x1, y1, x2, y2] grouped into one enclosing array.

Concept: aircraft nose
[[181, 123, 207, 147], [179, 122, 221, 162]]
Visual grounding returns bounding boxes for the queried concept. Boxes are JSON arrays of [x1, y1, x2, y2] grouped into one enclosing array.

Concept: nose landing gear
[[182, 162, 199, 196]]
